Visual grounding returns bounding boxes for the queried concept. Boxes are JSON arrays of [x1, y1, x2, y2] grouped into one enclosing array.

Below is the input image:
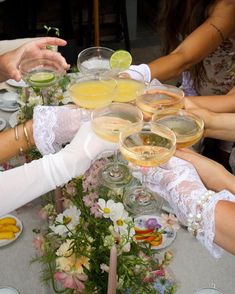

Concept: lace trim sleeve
[[33, 106, 57, 155]]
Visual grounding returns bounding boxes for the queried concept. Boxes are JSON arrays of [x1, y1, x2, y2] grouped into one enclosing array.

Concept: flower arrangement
[[33, 157, 178, 294]]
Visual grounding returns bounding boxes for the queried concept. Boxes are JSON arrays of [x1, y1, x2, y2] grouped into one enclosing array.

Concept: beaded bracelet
[[187, 190, 215, 237], [23, 123, 31, 149], [14, 125, 25, 155]]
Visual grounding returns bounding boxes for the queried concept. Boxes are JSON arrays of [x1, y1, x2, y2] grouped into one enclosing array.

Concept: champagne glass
[[152, 109, 204, 148], [119, 121, 176, 215], [19, 57, 65, 105], [67, 74, 117, 109], [136, 84, 185, 121], [77, 46, 114, 75], [91, 102, 143, 189], [112, 69, 145, 103]]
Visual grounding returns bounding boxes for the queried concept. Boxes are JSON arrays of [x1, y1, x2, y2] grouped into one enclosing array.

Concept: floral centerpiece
[[33, 157, 177, 294]]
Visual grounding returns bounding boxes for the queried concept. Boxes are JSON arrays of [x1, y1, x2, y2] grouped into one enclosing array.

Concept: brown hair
[[157, 0, 215, 90]]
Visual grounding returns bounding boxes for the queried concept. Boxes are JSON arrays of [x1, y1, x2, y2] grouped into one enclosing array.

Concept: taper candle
[[107, 244, 117, 294]]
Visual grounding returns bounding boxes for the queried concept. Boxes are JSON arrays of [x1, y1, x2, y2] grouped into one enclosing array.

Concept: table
[[0, 83, 235, 294]]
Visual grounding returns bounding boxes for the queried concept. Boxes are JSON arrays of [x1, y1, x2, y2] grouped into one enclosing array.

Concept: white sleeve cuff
[[129, 64, 151, 83]]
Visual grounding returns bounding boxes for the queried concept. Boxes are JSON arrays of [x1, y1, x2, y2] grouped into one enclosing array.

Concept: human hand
[[176, 148, 235, 194], [0, 37, 69, 82], [33, 105, 92, 155]]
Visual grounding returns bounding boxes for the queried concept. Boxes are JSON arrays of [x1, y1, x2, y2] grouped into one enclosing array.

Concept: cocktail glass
[[19, 57, 65, 105], [152, 109, 204, 148], [91, 102, 143, 189], [77, 46, 114, 75], [67, 74, 117, 110], [136, 84, 185, 121], [119, 121, 176, 215]]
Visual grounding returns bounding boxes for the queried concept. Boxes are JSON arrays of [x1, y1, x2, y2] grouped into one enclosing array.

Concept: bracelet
[[14, 125, 24, 155], [187, 190, 215, 236], [23, 123, 31, 149]]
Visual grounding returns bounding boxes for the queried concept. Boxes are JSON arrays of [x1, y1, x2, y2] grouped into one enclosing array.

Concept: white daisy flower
[[50, 206, 81, 236], [98, 199, 118, 218]]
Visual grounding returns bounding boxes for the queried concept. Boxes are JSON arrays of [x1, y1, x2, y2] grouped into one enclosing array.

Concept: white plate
[[0, 287, 20, 294], [0, 214, 23, 247], [134, 214, 176, 250], [0, 105, 20, 112], [6, 79, 27, 88], [0, 118, 7, 131]]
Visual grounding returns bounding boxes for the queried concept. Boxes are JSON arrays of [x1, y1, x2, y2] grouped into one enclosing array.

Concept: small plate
[[0, 118, 7, 131], [6, 79, 27, 88], [134, 215, 176, 250], [0, 214, 23, 247], [0, 287, 20, 294], [0, 105, 19, 112]]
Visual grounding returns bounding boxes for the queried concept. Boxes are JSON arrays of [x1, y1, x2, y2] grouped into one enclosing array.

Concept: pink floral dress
[[182, 38, 235, 96]]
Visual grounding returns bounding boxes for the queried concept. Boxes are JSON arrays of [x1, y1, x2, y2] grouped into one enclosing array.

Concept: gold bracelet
[[23, 123, 31, 149], [14, 125, 24, 155]]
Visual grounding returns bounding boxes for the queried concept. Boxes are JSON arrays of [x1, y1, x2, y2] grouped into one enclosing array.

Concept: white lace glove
[[133, 156, 235, 258], [129, 64, 151, 83], [0, 121, 117, 216], [33, 105, 91, 155]]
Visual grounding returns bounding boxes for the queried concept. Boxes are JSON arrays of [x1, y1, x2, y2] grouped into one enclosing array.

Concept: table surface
[[0, 83, 235, 294]]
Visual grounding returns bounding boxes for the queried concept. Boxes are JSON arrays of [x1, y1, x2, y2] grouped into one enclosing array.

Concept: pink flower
[[38, 208, 48, 220], [54, 271, 87, 290], [90, 204, 102, 218], [33, 233, 45, 256], [161, 213, 180, 230]]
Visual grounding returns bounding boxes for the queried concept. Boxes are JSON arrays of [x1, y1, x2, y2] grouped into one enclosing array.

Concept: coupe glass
[[112, 69, 145, 103], [119, 122, 176, 215], [136, 84, 185, 121], [19, 57, 65, 105], [152, 109, 204, 148], [91, 102, 143, 189], [77, 46, 114, 75], [67, 74, 117, 109]]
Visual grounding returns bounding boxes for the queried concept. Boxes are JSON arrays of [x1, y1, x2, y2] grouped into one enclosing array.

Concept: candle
[[107, 244, 117, 294]]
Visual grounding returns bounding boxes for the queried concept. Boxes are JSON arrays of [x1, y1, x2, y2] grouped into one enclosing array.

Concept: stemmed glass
[[136, 84, 185, 121], [152, 109, 204, 148], [91, 102, 143, 189], [67, 74, 117, 110], [119, 121, 176, 215], [19, 58, 65, 105]]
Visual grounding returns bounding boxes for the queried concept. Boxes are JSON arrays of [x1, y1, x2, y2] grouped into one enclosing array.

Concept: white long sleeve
[[0, 122, 117, 216]]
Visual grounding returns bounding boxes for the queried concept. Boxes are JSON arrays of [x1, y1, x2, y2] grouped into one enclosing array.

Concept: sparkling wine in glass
[[91, 102, 143, 189], [136, 84, 185, 121], [19, 58, 65, 105], [152, 109, 204, 148], [119, 122, 176, 215], [68, 74, 117, 109]]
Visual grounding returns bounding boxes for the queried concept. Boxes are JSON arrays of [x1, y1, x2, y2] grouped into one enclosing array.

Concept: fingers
[[36, 37, 67, 48]]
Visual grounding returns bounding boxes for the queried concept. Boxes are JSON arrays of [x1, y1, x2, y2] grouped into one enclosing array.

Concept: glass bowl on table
[[136, 84, 185, 121], [19, 57, 65, 105], [119, 121, 176, 216], [67, 74, 117, 110], [152, 108, 204, 149], [91, 102, 143, 189], [77, 46, 114, 75]]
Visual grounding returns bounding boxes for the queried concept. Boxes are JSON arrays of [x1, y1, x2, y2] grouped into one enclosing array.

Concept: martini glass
[[19, 57, 65, 105], [91, 102, 143, 189], [136, 84, 185, 121], [152, 109, 204, 148], [67, 74, 117, 110], [119, 121, 176, 215]]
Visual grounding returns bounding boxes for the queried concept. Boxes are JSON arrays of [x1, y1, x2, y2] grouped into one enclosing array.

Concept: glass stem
[[141, 168, 148, 195], [111, 149, 120, 173]]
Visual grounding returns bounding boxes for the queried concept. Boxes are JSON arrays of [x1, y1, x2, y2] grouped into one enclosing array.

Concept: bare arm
[[185, 87, 235, 112], [0, 120, 35, 163], [148, 1, 235, 81]]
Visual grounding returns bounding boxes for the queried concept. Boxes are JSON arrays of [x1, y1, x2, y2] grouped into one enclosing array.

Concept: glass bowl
[[77, 46, 114, 74], [136, 84, 185, 121]]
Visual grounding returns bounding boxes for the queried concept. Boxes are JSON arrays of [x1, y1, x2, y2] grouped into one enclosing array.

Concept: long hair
[[157, 0, 215, 90]]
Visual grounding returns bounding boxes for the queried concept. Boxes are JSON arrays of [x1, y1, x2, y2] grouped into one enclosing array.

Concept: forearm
[[0, 120, 35, 163], [204, 112, 235, 141], [214, 200, 235, 255], [186, 94, 235, 113]]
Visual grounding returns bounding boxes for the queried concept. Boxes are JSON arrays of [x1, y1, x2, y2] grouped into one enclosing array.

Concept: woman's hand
[[176, 149, 235, 194], [0, 37, 69, 82]]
